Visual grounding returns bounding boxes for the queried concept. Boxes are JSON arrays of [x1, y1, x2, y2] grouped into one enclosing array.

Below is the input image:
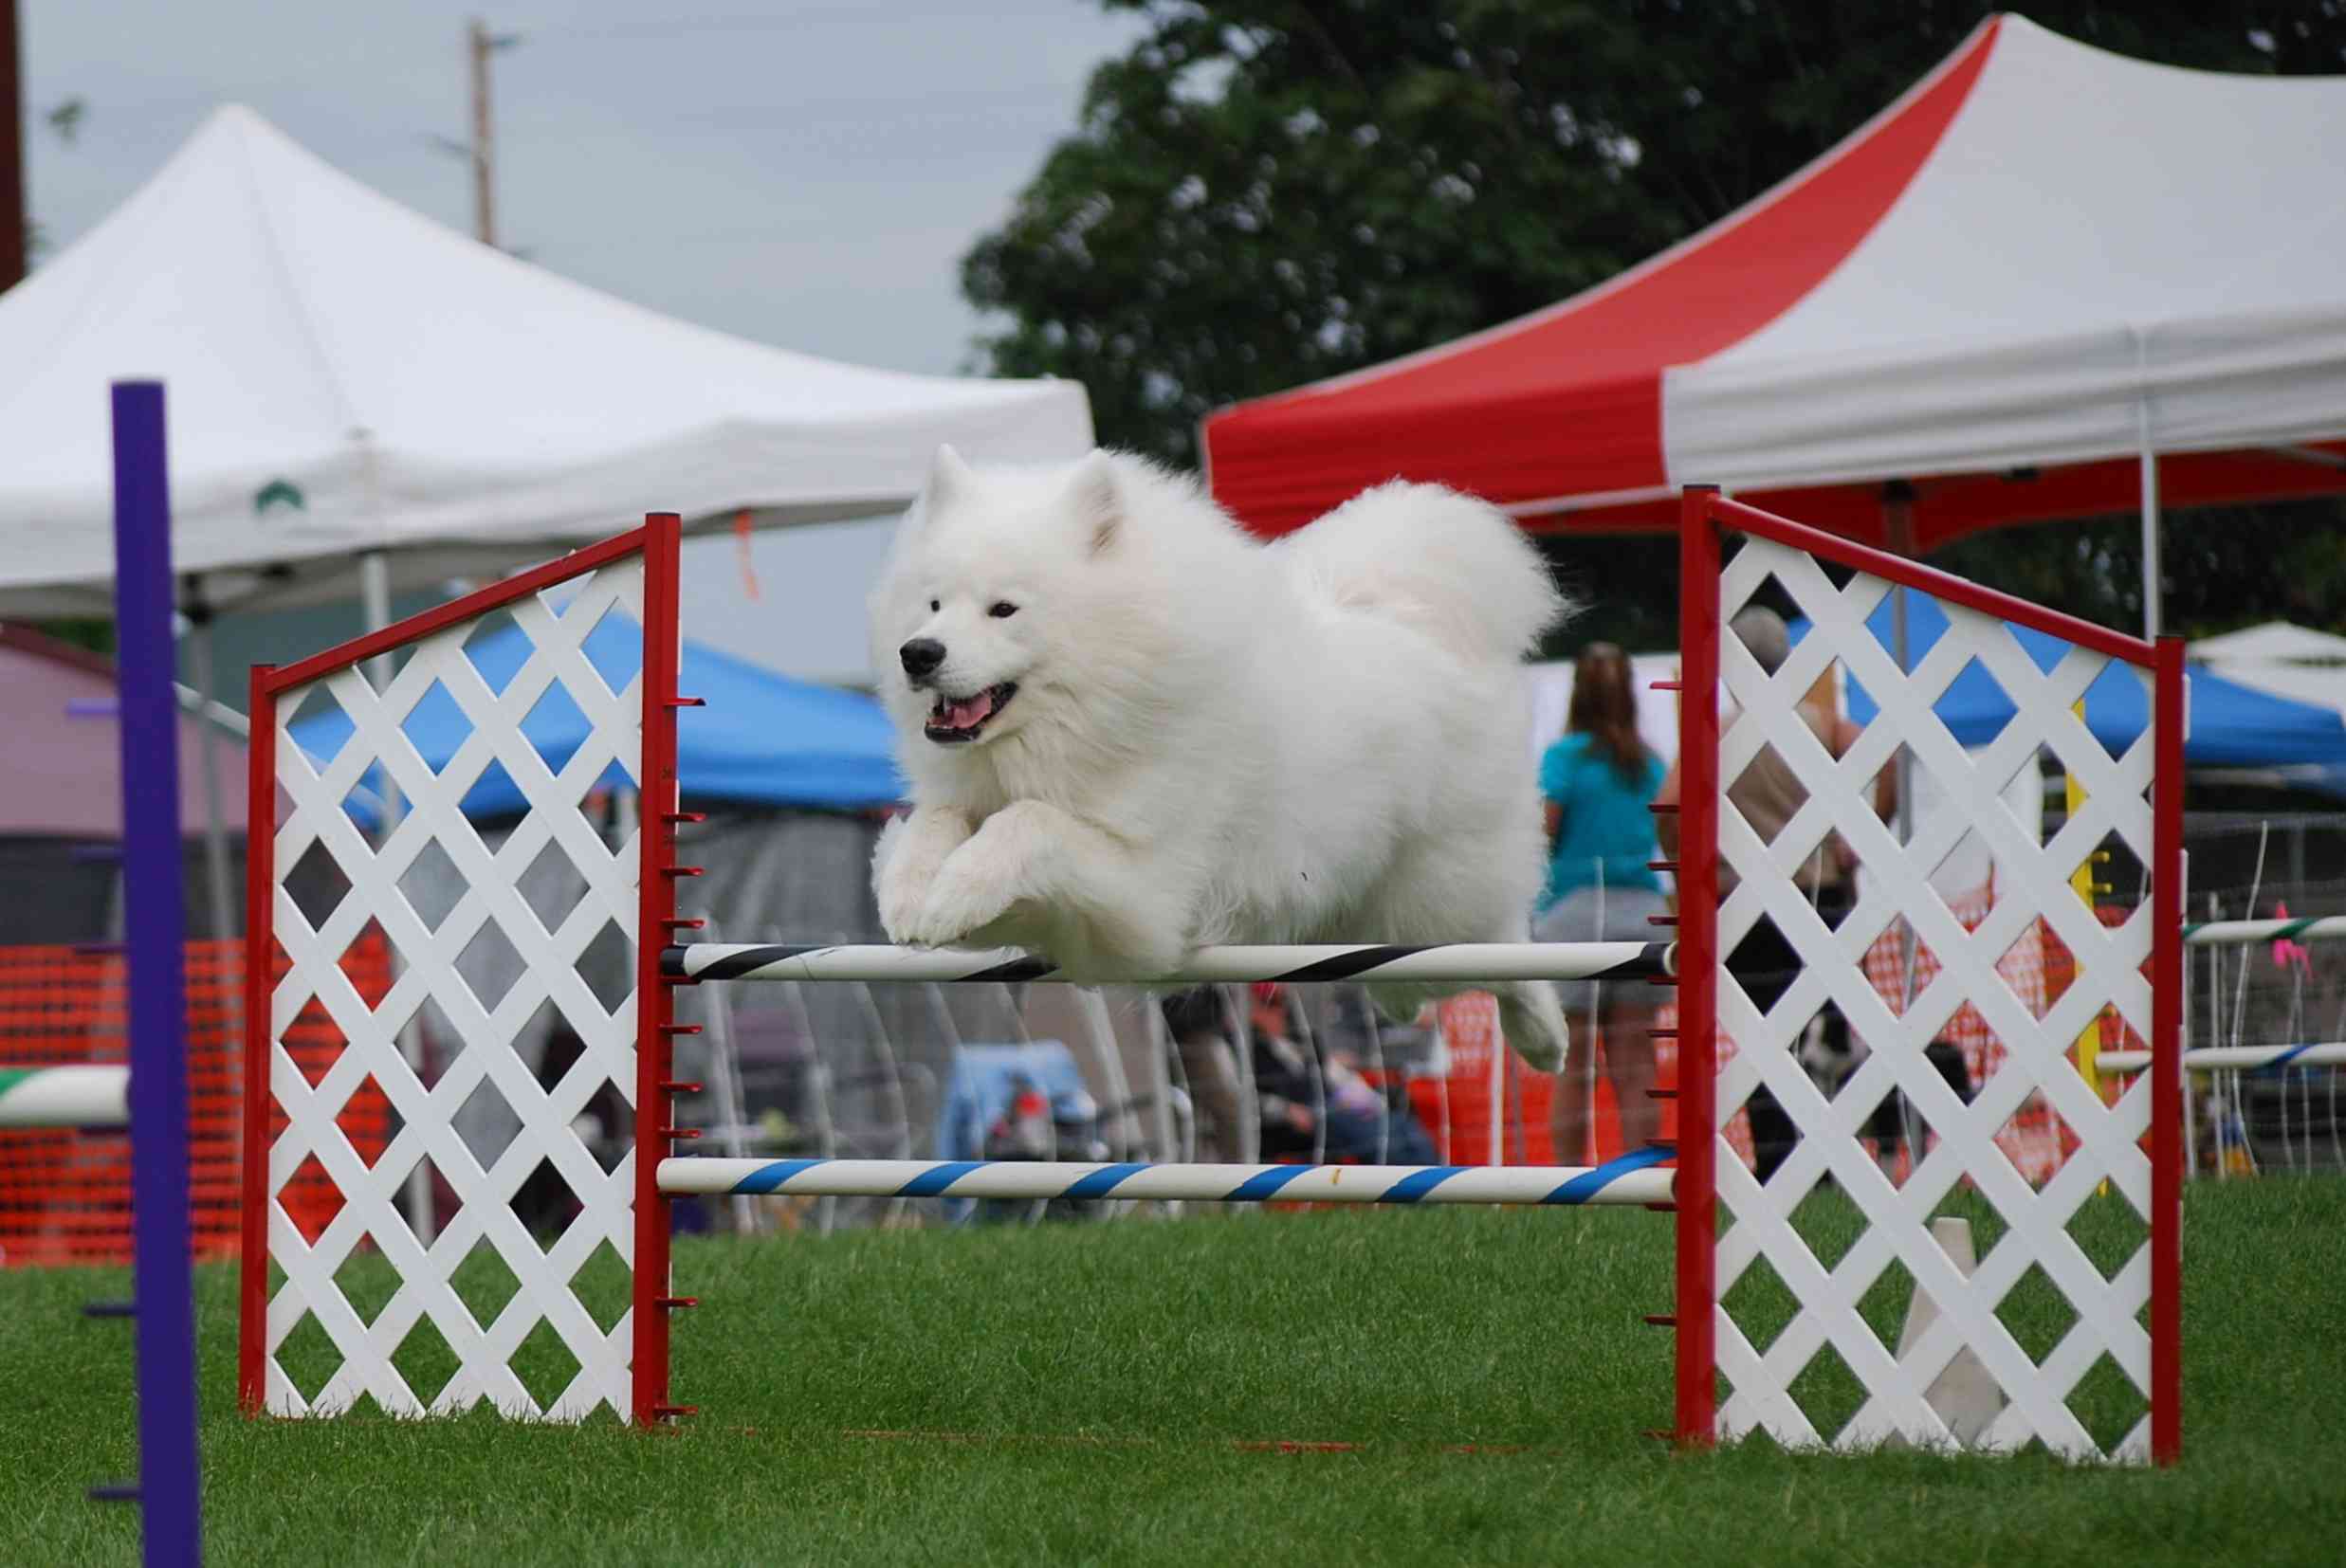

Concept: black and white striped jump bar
[[660, 940, 1677, 986]]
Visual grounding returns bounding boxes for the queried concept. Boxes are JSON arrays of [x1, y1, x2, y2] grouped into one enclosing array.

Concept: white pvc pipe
[[2137, 355, 2162, 640], [1485, 1002, 1505, 1167], [655, 1154, 1675, 1207], [0, 1066, 130, 1128]]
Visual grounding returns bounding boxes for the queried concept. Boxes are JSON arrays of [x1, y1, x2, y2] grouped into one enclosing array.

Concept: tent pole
[[360, 549, 438, 1246], [2135, 327, 2162, 640], [182, 575, 245, 1051], [2138, 416, 2163, 640], [358, 549, 394, 687]]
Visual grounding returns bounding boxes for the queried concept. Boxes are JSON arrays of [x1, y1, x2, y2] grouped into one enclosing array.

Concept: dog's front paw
[[872, 809, 975, 943], [903, 862, 1018, 950], [875, 863, 931, 945]]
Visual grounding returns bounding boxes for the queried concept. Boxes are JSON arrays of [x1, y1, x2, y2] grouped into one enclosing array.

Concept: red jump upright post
[[2150, 634, 2185, 1466], [1673, 485, 1722, 1450], [631, 513, 691, 1427]]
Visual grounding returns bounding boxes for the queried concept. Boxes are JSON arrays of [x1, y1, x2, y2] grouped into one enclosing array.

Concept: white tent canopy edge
[[0, 104, 1091, 618]]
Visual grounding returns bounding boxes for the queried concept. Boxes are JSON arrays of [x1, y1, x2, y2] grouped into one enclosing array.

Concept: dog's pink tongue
[[942, 690, 995, 729]]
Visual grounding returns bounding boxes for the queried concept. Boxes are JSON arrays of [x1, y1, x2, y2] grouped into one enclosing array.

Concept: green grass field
[[4, 1177, 2341, 1566]]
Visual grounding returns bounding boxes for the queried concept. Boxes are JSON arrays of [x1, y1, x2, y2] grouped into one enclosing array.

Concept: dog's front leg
[[907, 801, 1185, 973], [871, 807, 976, 943]]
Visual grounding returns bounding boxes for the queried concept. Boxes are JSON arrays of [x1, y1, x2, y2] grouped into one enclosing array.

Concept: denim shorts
[[1533, 884, 1672, 1011]]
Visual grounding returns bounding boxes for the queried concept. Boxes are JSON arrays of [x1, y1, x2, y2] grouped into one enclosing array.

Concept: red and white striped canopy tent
[[1202, 14, 2346, 611]]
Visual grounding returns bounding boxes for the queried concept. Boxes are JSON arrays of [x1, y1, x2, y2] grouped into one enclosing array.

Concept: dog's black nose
[[900, 638, 946, 679]]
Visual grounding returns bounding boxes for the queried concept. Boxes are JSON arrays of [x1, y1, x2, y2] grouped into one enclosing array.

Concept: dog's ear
[[1068, 451, 1120, 556], [924, 444, 975, 516]]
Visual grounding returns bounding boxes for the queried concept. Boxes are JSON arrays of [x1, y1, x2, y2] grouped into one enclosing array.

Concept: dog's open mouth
[[924, 682, 1017, 743]]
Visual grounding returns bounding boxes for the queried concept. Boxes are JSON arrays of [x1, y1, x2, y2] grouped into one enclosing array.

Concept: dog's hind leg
[[1345, 845, 1570, 1074], [1357, 979, 1569, 1075], [1491, 979, 1569, 1075]]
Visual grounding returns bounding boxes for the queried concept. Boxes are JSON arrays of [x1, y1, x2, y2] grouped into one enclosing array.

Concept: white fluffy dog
[[867, 445, 1572, 1070]]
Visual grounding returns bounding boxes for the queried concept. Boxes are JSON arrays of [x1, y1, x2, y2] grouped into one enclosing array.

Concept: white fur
[[868, 446, 1573, 1070]]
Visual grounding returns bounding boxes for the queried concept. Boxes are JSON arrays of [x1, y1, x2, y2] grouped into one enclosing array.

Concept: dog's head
[[869, 445, 1133, 752]]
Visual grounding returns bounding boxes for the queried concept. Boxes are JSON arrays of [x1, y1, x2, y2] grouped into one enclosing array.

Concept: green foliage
[[30, 616, 117, 658], [1935, 502, 2346, 639], [964, 1, 2346, 641]]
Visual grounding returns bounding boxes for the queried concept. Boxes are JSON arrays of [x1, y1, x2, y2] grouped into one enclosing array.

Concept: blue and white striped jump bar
[[655, 1148, 1677, 1207], [2098, 1041, 2346, 1075], [660, 940, 1676, 986]]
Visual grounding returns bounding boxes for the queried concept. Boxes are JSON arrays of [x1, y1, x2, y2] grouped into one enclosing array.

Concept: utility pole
[[2, 0, 26, 290], [467, 17, 496, 246]]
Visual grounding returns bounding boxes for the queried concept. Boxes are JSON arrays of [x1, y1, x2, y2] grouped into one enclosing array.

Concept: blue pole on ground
[[109, 379, 203, 1567]]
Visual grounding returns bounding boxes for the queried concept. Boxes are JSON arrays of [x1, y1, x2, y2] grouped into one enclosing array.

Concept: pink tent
[[0, 627, 245, 838]]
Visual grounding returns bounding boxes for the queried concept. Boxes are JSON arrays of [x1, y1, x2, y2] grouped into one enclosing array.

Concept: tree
[[964, 2, 2346, 644]]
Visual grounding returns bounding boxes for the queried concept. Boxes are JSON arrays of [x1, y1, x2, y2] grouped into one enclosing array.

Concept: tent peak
[[1204, 11, 2346, 545], [0, 102, 1091, 612]]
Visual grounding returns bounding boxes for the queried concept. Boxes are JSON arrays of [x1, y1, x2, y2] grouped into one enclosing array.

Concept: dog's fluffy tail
[[1276, 481, 1567, 665]]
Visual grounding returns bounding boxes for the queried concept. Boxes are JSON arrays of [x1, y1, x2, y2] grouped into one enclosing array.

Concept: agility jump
[[656, 943, 1679, 1202], [237, 487, 2188, 1464]]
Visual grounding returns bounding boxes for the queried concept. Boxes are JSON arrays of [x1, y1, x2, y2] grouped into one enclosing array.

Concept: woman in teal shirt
[[1533, 644, 1667, 1160]]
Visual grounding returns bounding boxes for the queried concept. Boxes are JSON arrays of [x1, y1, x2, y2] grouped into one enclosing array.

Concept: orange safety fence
[[0, 934, 393, 1267]]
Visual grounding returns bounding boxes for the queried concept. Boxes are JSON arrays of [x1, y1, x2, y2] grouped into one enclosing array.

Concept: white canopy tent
[[0, 104, 1092, 617], [2192, 623, 2346, 720], [0, 105, 1092, 1246]]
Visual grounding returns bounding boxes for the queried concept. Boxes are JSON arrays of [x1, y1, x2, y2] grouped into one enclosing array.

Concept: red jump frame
[[1672, 486, 2183, 1464], [237, 517, 685, 1421]]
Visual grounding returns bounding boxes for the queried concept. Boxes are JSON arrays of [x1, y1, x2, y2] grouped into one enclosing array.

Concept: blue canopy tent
[[295, 611, 904, 818], [1793, 592, 2346, 793]]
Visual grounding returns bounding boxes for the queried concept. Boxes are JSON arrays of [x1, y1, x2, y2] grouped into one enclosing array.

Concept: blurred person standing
[[1653, 607, 1897, 1181], [1534, 643, 1668, 1161]]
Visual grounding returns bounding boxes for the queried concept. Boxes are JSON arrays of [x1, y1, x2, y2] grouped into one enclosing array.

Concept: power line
[[689, 83, 1091, 131], [516, 8, 1072, 44]]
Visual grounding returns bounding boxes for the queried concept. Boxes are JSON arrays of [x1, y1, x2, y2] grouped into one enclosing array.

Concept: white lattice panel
[[1711, 536, 2159, 1462], [259, 561, 645, 1420]]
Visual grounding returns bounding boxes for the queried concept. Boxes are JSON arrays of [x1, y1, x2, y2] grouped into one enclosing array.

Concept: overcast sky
[[21, 0, 1149, 683]]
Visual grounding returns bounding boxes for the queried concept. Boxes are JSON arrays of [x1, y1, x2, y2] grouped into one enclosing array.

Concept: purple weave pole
[[110, 380, 203, 1566]]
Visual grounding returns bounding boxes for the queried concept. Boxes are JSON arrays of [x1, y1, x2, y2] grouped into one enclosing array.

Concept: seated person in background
[[1160, 986, 1248, 1163], [1248, 983, 1439, 1165]]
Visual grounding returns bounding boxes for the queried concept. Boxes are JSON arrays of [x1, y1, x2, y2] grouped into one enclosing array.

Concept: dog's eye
[[988, 601, 1018, 619], [928, 598, 941, 612]]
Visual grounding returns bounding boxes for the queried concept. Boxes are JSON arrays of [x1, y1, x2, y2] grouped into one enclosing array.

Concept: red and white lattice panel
[[1683, 495, 2181, 1464], [240, 528, 673, 1421]]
